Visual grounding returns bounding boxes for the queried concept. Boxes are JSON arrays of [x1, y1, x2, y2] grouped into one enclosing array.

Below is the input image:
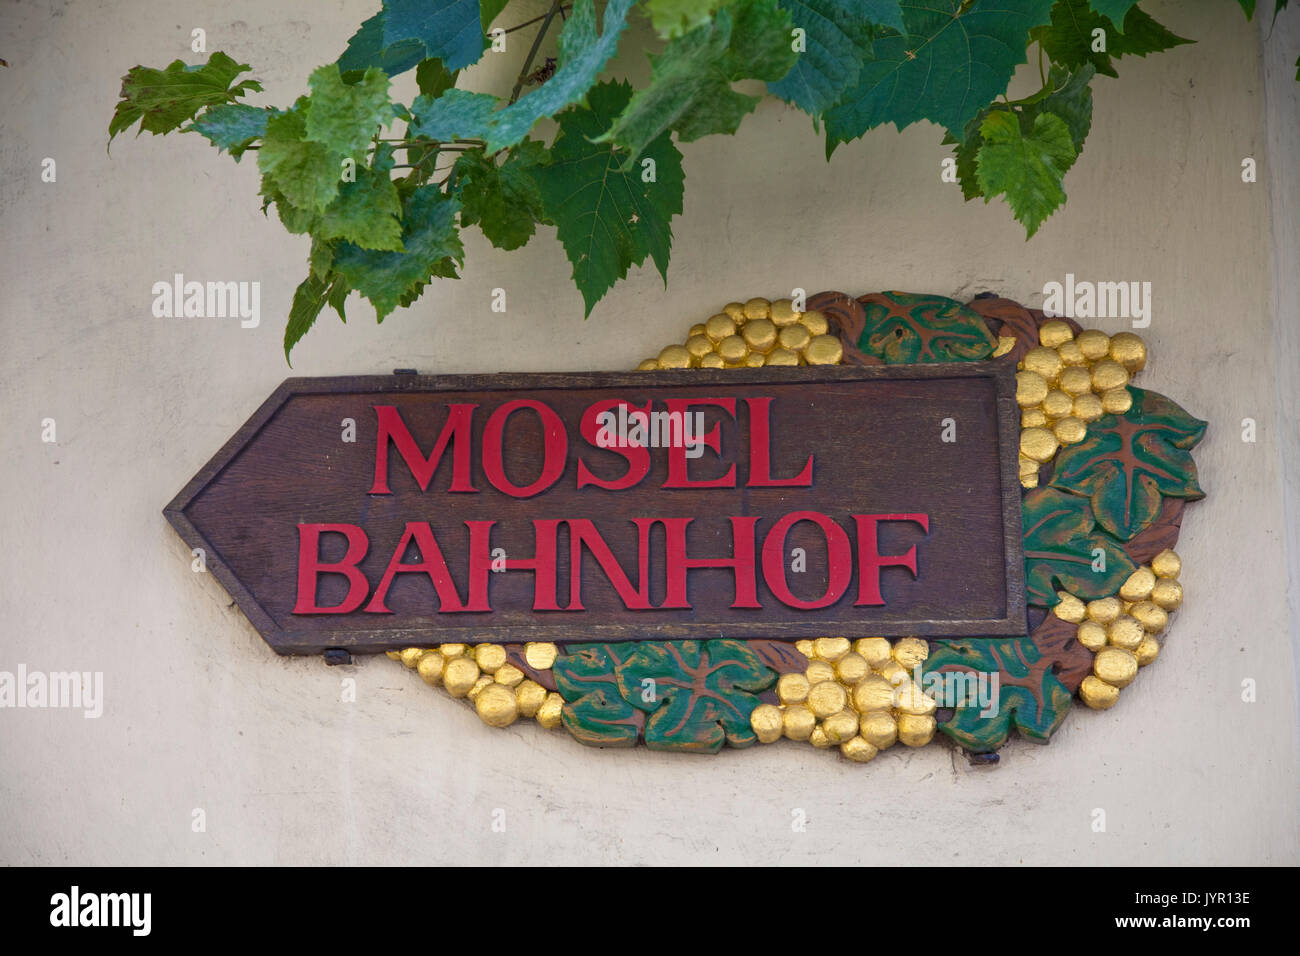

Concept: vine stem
[[509, 0, 565, 104], [1038, 43, 1046, 87], [504, 4, 571, 33]]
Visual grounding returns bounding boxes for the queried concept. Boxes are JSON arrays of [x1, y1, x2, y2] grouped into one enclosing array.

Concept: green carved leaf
[[823, 0, 1053, 152], [1049, 386, 1207, 541], [1031, 0, 1192, 80], [768, 0, 878, 118], [531, 80, 685, 316], [552, 644, 645, 747], [109, 52, 262, 143], [856, 291, 997, 363], [332, 184, 464, 320], [975, 109, 1076, 238], [189, 103, 276, 160], [925, 636, 1074, 752], [614, 640, 776, 753], [1022, 487, 1137, 606]]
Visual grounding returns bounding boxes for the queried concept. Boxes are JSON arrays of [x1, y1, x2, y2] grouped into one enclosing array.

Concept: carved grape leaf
[[1022, 487, 1136, 606], [1049, 387, 1207, 541], [614, 640, 776, 753], [926, 633, 1075, 752], [551, 644, 645, 747], [856, 291, 997, 363]]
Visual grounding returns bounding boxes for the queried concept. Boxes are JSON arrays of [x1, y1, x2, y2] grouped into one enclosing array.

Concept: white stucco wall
[[1, 0, 1297, 864]]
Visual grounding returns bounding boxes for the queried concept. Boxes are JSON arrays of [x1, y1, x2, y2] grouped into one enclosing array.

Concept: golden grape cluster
[[748, 636, 939, 762], [389, 643, 564, 730], [1053, 550, 1185, 709], [635, 297, 844, 369], [1012, 322, 1148, 488]]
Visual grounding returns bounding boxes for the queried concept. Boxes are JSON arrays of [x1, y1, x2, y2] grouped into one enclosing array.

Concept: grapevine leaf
[[481, 0, 512, 28], [613, 640, 776, 753], [337, 11, 425, 77], [1049, 387, 1207, 540], [309, 238, 335, 281], [415, 57, 458, 97], [454, 140, 548, 250], [284, 272, 339, 362], [189, 103, 276, 160], [1031, 0, 1192, 79], [975, 109, 1075, 238], [482, 0, 636, 152], [863, 0, 904, 31], [644, 0, 728, 38], [258, 102, 344, 214], [532, 80, 685, 315], [1235, 0, 1256, 16], [109, 52, 262, 142], [332, 185, 464, 320], [552, 644, 645, 747], [767, 0, 878, 118], [823, 0, 1053, 152], [408, 87, 500, 141], [1021, 63, 1095, 155], [855, 291, 997, 363], [926, 635, 1075, 752], [381, 0, 490, 71], [1021, 487, 1137, 605], [601, 0, 796, 161], [305, 64, 395, 157], [1087, 0, 1138, 29], [317, 164, 405, 251]]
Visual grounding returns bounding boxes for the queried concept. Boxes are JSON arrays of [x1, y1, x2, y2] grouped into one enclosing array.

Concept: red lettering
[[465, 519, 562, 611], [663, 398, 737, 488], [565, 519, 653, 610], [761, 511, 853, 609], [853, 513, 930, 606], [481, 400, 567, 498], [744, 397, 814, 487], [293, 523, 370, 614], [364, 522, 472, 613], [660, 516, 760, 608], [369, 404, 477, 495], [576, 399, 650, 490]]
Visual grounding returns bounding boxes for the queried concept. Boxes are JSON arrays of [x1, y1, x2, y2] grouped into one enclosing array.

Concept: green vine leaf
[[767, 0, 878, 118], [532, 80, 684, 315], [284, 272, 345, 362], [856, 291, 997, 363], [926, 635, 1075, 752], [109, 52, 262, 143], [454, 140, 549, 250], [1031, 0, 1192, 79], [1087, 0, 1139, 29], [258, 101, 346, 215], [645, 0, 729, 38], [408, 87, 499, 141], [975, 109, 1076, 238], [317, 164, 405, 252], [337, 12, 426, 77], [823, 0, 1053, 153], [482, 0, 637, 153], [189, 103, 276, 160], [552, 644, 645, 747], [863, 0, 904, 31], [332, 184, 464, 320], [381, 0, 493, 71], [601, 0, 796, 161], [1049, 387, 1207, 541], [614, 640, 776, 752], [1022, 486, 1137, 606], [305, 64, 395, 157]]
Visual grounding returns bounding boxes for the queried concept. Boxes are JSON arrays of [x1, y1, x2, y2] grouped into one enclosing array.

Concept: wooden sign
[[164, 364, 1025, 655]]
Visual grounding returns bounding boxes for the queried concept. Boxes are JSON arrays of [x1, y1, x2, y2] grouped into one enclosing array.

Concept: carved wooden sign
[[164, 364, 1025, 655]]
